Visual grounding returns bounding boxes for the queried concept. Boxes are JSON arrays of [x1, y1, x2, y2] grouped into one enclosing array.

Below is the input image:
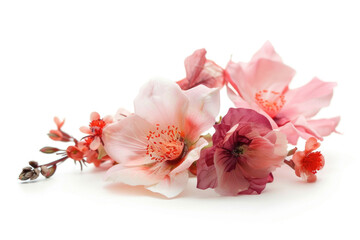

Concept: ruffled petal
[[305, 137, 320, 153], [102, 114, 154, 166], [279, 77, 337, 120], [134, 80, 189, 128], [146, 171, 189, 198], [196, 146, 218, 190], [184, 48, 207, 85], [213, 148, 250, 196], [183, 85, 220, 142]]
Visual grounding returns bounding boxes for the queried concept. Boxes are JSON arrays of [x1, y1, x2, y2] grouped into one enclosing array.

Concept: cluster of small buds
[[18, 161, 57, 181]]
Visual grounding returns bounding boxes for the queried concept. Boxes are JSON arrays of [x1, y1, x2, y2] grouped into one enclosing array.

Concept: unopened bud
[[22, 167, 32, 172], [30, 169, 40, 180], [40, 147, 60, 154], [29, 161, 39, 168]]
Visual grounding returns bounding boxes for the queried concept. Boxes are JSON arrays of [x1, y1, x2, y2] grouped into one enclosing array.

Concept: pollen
[[89, 119, 106, 136], [255, 90, 286, 118], [146, 124, 185, 162], [302, 151, 325, 174]]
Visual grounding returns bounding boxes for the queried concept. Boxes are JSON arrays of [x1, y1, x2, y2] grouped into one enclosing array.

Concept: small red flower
[[66, 146, 84, 161], [292, 137, 325, 182], [80, 112, 113, 150]]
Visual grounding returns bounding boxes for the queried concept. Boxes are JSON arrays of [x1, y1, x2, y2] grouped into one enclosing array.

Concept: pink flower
[[103, 80, 220, 198], [177, 49, 228, 90], [80, 112, 113, 150], [197, 108, 288, 196], [48, 117, 72, 142], [226, 42, 340, 144], [292, 137, 325, 183]]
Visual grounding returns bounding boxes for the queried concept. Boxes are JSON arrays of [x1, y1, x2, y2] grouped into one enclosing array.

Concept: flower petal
[[146, 171, 189, 198], [214, 148, 250, 196], [172, 137, 208, 174], [102, 114, 154, 166], [251, 41, 283, 63], [196, 146, 218, 190], [114, 108, 132, 121], [184, 48, 207, 85], [307, 116, 340, 137], [305, 137, 320, 153], [79, 126, 92, 134], [279, 77, 337, 120], [90, 112, 100, 121], [90, 136, 101, 150], [134, 80, 189, 128], [183, 85, 220, 142], [104, 164, 161, 186]]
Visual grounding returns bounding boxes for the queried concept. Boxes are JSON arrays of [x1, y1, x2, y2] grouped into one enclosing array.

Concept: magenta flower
[[103, 80, 220, 198], [197, 108, 288, 196], [226, 42, 340, 144], [177, 48, 228, 90]]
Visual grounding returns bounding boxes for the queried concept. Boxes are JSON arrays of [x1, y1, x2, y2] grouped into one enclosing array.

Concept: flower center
[[89, 119, 106, 136], [231, 135, 251, 157], [255, 89, 286, 118], [146, 124, 185, 162], [302, 151, 324, 174]]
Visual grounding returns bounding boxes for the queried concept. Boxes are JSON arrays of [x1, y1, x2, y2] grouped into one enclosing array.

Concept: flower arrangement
[[18, 42, 340, 198]]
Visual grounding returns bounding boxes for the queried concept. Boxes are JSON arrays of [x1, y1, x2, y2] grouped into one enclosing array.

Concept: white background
[[1, 0, 359, 239]]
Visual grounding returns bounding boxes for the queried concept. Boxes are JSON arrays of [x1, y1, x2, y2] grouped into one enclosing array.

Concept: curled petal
[[146, 171, 189, 198], [307, 117, 340, 138], [279, 77, 337, 120], [183, 85, 220, 142]]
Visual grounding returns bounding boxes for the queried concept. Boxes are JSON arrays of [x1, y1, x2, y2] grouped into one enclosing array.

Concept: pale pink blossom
[[177, 49, 228, 90], [197, 108, 288, 196], [226, 42, 340, 144], [103, 80, 220, 198]]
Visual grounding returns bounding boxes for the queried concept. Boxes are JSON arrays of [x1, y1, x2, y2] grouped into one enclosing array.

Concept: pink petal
[[90, 112, 100, 121], [247, 58, 295, 95], [146, 171, 189, 198], [90, 136, 101, 150], [104, 164, 161, 186], [103, 115, 114, 124], [114, 108, 132, 121], [102, 114, 154, 166], [305, 137, 320, 153], [172, 137, 208, 174], [184, 48, 207, 85], [196, 146, 218, 190], [192, 60, 225, 88], [279, 77, 337, 120], [183, 85, 220, 142], [134, 80, 189, 128], [251, 41, 283, 63], [213, 148, 250, 196], [307, 116, 340, 137], [79, 126, 92, 134]]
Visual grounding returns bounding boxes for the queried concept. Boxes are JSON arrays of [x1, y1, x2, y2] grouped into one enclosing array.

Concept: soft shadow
[[104, 182, 169, 199]]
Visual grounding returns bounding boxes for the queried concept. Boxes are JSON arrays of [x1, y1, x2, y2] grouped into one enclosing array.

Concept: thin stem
[[284, 159, 295, 170], [40, 156, 69, 167]]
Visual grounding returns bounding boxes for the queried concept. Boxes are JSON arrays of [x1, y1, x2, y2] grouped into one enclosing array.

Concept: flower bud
[[40, 147, 60, 154], [30, 169, 40, 180], [29, 161, 39, 168]]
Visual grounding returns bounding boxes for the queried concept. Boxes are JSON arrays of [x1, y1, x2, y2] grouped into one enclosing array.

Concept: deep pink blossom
[[103, 80, 220, 198], [226, 42, 340, 144], [177, 49, 228, 90], [197, 108, 288, 196]]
